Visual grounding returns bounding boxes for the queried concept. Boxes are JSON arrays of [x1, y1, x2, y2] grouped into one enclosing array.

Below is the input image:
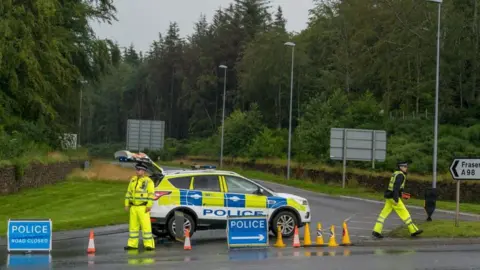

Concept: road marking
[[348, 220, 373, 224], [344, 226, 372, 231], [350, 235, 371, 238]]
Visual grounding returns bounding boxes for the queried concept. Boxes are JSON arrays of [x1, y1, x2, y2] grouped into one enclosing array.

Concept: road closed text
[[10, 238, 49, 244]]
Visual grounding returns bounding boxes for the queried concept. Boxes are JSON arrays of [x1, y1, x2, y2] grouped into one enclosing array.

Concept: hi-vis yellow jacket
[[124, 175, 155, 208]]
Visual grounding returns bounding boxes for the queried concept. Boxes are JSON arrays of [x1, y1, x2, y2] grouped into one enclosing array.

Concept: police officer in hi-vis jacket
[[124, 162, 156, 250], [372, 161, 423, 239]]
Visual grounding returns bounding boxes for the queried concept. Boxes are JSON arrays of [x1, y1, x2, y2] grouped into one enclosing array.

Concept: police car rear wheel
[[167, 213, 195, 239], [272, 211, 297, 237]]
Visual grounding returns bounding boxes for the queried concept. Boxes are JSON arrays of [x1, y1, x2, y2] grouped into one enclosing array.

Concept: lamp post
[[427, 0, 442, 189], [78, 79, 87, 147], [219, 65, 227, 168], [284, 41, 295, 180], [422, 0, 441, 222]]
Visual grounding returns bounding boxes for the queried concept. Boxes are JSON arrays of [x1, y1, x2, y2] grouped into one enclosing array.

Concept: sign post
[[7, 219, 52, 253], [227, 215, 268, 249], [449, 158, 480, 227], [330, 128, 387, 188]]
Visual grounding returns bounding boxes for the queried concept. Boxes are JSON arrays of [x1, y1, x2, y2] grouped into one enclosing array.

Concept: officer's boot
[[411, 229, 423, 237], [372, 231, 384, 239], [124, 246, 138, 250]]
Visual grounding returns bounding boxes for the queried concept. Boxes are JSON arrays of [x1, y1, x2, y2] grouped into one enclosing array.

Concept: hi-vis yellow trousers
[[127, 205, 155, 249], [373, 199, 420, 234]]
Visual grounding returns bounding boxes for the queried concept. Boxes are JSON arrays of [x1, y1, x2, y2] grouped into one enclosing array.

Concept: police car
[[114, 150, 311, 239]]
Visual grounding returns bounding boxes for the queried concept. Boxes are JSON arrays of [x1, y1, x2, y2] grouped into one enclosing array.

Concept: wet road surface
[[4, 239, 480, 270], [2, 164, 479, 269], [254, 179, 479, 243]]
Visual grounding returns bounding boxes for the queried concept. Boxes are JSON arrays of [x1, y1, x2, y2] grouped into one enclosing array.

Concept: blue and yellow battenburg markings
[[171, 189, 306, 211]]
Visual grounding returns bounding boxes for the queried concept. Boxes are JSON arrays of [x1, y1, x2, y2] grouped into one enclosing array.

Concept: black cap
[[135, 163, 148, 171], [397, 161, 408, 167]]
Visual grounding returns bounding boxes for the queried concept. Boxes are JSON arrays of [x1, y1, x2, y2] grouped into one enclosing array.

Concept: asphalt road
[[254, 179, 480, 243], [2, 164, 479, 269], [4, 242, 480, 270]]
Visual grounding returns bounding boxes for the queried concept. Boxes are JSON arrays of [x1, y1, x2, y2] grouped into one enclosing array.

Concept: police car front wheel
[[166, 213, 196, 239], [271, 211, 298, 238]]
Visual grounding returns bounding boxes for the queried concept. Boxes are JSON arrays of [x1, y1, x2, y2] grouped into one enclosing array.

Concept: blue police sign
[[227, 215, 268, 248], [7, 219, 52, 252]]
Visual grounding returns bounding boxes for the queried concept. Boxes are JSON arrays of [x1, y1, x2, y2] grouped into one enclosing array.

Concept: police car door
[[223, 175, 268, 218], [191, 175, 226, 222]]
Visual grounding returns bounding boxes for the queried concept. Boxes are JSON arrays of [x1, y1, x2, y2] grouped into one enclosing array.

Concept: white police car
[[114, 150, 311, 239]]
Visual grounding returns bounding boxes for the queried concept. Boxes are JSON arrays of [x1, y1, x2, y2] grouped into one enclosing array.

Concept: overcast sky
[[91, 0, 315, 53]]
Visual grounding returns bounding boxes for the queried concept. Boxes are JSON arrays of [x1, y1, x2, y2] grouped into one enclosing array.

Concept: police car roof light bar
[[191, 164, 217, 170]]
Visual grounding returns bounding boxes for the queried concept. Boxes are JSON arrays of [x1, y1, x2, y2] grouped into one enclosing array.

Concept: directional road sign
[[227, 215, 268, 248], [449, 158, 480, 180], [7, 219, 52, 252]]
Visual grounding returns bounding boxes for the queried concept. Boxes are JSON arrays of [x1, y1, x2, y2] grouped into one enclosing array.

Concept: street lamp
[[284, 41, 295, 180], [219, 64, 227, 168], [427, 0, 442, 189], [423, 0, 441, 223], [78, 79, 87, 147]]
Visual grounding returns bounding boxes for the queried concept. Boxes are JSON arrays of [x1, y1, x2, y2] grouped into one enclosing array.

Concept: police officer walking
[[372, 161, 423, 239], [124, 162, 156, 250]]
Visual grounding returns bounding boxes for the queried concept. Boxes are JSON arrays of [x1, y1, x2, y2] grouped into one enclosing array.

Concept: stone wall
[[183, 156, 479, 203], [0, 161, 82, 195]]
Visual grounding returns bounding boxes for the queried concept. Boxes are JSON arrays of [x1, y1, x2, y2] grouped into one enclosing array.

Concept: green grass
[[161, 160, 480, 215], [388, 220, 480, 238], [0, 148, 89, 168], [0, 177, 127, 236]]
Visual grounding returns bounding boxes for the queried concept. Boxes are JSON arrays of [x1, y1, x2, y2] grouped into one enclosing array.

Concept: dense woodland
[[2, 0, 480, 174]]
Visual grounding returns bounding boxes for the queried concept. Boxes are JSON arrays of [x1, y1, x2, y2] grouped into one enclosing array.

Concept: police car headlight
[[294, 198, 308, 206]]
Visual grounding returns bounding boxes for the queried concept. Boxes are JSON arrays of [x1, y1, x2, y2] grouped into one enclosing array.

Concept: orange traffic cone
[[184, 229, 192, 250], [315, 222, 324, 245], [273, 226, 286, 247], [341, 222, 352, 246], [303, 223, 312, 246], [87, 229, 95, 253], [327, 225, 338, 247], [292, 226, 300, 248]]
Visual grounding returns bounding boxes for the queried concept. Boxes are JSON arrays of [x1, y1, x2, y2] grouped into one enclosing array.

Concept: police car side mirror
[[255, 187, 264, 195]]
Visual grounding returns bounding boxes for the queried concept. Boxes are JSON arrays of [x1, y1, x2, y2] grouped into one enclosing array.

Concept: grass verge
[[388, 220, 480, 238], [0, 176, 127, 236], [0, 148, 89, 168], [161, 160, 480, 215]]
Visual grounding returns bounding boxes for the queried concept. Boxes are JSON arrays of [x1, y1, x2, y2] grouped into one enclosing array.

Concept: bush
[[220, 103, 264, 157], [143, 138, 190, 162], [247, 128, 287, 160], [0, 131, 52, 161], [85, 142, 125, 159]]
